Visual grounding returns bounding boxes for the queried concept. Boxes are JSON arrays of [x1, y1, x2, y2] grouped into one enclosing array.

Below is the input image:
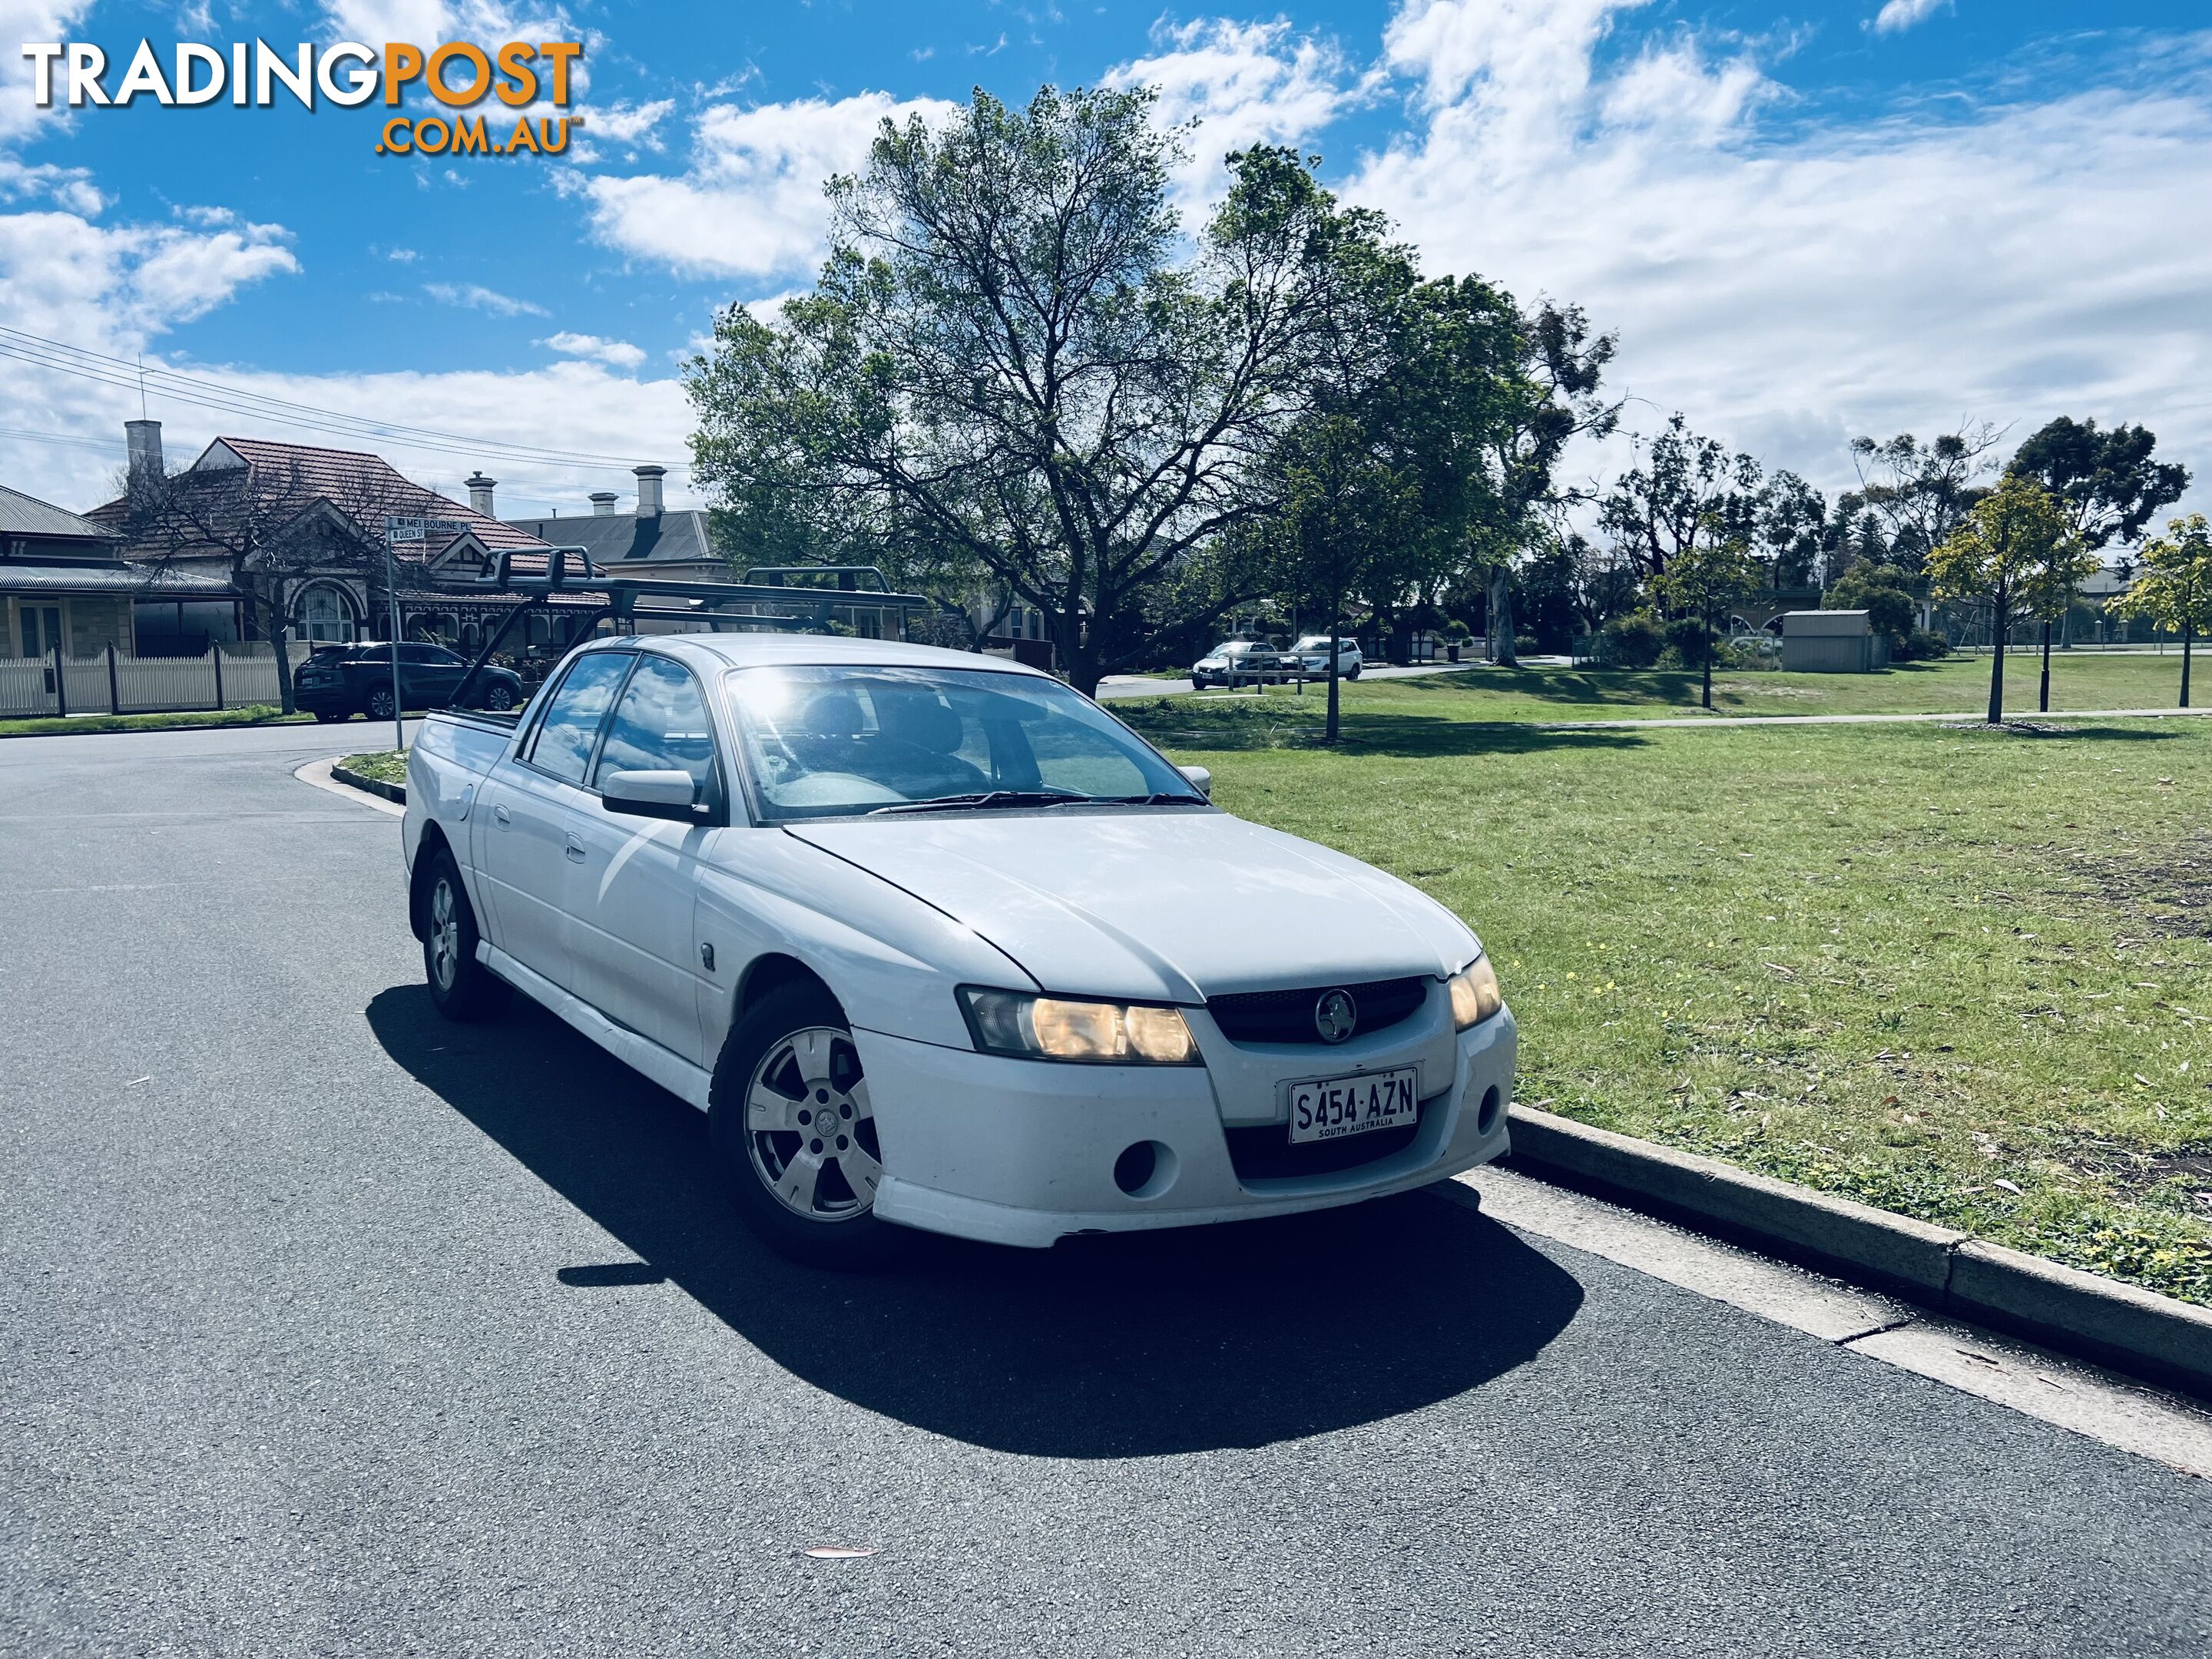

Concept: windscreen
[[724, 664, 1200, 821]]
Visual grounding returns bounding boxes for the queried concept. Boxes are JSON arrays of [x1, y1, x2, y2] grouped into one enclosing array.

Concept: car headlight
[[959, 988, 1201, 1065], [1448, 956, 1504, 1029]]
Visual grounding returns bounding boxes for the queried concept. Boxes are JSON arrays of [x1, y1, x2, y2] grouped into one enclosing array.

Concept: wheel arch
[[732, 952, 839, 1026], [408, 821, 452, 941]]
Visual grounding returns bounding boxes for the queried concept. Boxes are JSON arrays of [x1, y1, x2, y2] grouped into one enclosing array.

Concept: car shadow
[[366, 985, 1584, 1459]]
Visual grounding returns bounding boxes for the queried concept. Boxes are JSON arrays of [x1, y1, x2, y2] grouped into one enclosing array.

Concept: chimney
[[125, 419, 163, 482], [465, 472, 496, 516], [590, 491, 619, 517], [633, 464, 665, 520]]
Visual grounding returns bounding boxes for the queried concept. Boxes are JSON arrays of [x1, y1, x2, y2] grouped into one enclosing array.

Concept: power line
[[0, 326, 694, 479]]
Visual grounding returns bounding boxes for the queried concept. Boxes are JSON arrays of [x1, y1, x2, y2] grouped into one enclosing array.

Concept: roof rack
[[426, 547, 937, 710]]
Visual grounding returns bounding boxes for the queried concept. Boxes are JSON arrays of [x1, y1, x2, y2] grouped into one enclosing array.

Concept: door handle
[[493, 804, 510, 826], [565, 833, 587, 863]]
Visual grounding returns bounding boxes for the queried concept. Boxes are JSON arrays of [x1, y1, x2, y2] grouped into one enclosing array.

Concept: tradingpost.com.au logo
[[20, 39, 584, 157]]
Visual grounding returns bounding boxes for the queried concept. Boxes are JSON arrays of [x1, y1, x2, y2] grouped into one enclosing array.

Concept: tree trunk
[[1325, 604, 1342, 747], [1057, 614, 1099, 698], [1700, 608, 1714, 710], [1491, 568, 1518, 667], [1986, 609, 2007, 725], [2038, 618, 2052, 713], [2183, 624, 2194, 709]]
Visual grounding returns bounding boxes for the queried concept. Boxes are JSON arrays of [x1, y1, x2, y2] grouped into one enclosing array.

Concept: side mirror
[[602, 769, 710, 824], [1177, 764, 1212, 800]]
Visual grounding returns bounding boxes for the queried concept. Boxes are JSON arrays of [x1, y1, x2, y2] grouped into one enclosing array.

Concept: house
[[84, 421, 603, 657], [1, 474, 236, 659], [502, 465, 729, 602]]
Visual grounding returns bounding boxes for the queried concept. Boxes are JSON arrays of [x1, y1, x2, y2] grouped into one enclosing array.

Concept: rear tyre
[[365, 684, 397, 720], [710, 981, 892, 1269], [422, 849, 511, 1022], [1346, 665, 1361, 680]]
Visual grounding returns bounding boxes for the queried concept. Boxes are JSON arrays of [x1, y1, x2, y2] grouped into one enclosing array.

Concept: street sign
[[384, 514, 472, 542]]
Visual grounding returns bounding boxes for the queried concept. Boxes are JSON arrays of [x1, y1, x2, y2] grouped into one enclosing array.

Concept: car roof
[[572, 631, 1059, 682]]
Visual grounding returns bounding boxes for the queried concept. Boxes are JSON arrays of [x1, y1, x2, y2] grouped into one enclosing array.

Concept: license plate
[[1286, 1066, 1420, 1144]]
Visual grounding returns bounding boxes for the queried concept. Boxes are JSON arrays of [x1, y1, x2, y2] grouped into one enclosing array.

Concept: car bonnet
[[783, 810, 1477, 1004]]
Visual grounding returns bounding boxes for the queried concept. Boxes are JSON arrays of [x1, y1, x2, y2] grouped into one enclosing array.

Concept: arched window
[[294, 582, 356, 643]]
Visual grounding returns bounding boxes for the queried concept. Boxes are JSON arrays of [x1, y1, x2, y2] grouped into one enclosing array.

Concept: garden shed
[[1780, 609, 1889, 673]]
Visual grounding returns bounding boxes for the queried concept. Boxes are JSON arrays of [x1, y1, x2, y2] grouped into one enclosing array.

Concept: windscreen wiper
[[871, 789, 1089, 815], [1068, 792, 1208, 806]]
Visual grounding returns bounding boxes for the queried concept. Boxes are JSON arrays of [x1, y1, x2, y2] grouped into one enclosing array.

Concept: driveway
[[2, 725, 2208, 1656]]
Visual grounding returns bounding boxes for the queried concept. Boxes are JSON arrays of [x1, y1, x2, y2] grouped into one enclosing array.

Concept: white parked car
[[402, 634, 1514, 1265], [1292, 634, 1364, 678]]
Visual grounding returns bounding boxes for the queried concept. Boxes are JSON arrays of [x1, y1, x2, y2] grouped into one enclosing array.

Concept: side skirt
[[478, 942, 714, 1112]]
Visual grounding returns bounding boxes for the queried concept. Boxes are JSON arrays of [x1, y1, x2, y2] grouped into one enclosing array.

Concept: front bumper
[[855, 1006, 1516, 1248]]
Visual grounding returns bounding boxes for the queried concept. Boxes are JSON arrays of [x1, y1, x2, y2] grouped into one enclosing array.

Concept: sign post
[[382, 515, 469, 753]]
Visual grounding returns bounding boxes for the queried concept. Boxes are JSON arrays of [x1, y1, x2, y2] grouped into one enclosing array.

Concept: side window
[[525, 652, 634, 785], [592, 656, 717, 793]]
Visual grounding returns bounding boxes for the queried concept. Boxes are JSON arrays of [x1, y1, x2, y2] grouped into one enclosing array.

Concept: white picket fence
[[0, 643, 315, 719]]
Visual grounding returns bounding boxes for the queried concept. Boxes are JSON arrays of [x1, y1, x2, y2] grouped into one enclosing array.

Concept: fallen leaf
[[1993, 1178, 2024, 1195]]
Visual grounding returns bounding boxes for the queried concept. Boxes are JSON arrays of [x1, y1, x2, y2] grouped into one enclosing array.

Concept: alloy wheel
[[744, 1026, 880, 1224], [429, 876, 460, 991]]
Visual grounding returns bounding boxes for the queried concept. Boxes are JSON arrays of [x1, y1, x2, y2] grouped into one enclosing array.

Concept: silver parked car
[[1191, 640, 1303, 688]]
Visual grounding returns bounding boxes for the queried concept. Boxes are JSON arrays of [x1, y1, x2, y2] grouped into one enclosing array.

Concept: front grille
[[1206, 975, 1429, 1045], [1224, 1101, 1427, 1181]]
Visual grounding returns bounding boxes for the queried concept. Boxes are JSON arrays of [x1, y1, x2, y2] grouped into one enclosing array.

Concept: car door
[[564, 653, 725, 1065], [472, 649, 634, 995], [407, 645, 467, 708]]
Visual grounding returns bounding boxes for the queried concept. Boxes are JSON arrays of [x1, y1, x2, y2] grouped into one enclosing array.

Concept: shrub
[[1824, 563, 1918, 650], [1444, 619, 1474, 643], [1601, 611, 1664, 668], [1662, 614, 1720, 667], [1512, 634, 1540, 657], [1896, 628, 1951, 661]]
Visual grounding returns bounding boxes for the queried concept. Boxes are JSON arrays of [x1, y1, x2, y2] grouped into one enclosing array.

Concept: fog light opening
[[1476, 1085, 1503, 1137], [1113, 1139, 1178, 1200]]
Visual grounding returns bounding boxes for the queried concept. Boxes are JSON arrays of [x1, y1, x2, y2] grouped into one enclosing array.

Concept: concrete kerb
[[1502, 1104, 2212, 1402], [330, 762, 406, 805]]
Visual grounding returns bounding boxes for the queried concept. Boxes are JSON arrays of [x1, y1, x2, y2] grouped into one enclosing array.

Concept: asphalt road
[[4, 724, 2210, 1657]]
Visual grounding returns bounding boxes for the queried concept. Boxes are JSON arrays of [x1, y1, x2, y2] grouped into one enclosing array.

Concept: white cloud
[[574, 91, 961, 280], [584, 98, 673, 150], [1104, 17, 1371, 209], [0, 0, 98, 145], [423, 280, 548, 317], [539, 329, 647, 369], [1873, 0, 1949, 36], [1351, 2, 2212, 515]]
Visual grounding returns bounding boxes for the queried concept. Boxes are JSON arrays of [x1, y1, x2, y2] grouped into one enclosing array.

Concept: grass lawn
[[338, 749, 407, 787], [1114, 650, 2207, 744], [0, 704, 310, 739], [1161, 713, 2212, 1306]]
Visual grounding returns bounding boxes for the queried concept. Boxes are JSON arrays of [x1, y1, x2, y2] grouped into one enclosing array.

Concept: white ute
[[403, 634, 1515, 1264]]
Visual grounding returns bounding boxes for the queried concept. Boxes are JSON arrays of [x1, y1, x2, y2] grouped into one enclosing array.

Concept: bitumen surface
[[3, 723, 2209, 1657]]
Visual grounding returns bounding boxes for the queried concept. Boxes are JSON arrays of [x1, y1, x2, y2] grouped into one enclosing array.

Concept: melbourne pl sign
[[18, 38, 585, 157]]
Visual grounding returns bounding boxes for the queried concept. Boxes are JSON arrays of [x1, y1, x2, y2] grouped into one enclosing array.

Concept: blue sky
[[3, 1, 2209, 525]]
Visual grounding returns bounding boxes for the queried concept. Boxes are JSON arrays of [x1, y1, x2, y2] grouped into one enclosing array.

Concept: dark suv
[[293, 644, 526, 723]]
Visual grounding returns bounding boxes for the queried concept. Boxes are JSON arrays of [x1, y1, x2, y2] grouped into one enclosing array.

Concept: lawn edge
[[0, 713, 315, 741], [1502, 1104, 2212, 1402], [331, 761, 406, 805]]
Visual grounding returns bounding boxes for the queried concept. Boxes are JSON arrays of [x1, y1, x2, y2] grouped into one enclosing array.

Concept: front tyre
[[482, 682, 516, 712], [422, 849, 511, 1021], [710, 982, 891, 1268]]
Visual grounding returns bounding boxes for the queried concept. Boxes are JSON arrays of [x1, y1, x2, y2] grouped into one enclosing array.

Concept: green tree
[[1653, 526, 1763, 710], [1844, 426, 2002, 575], [1821, 562, 1916, 650], [2010, 416, 2190, 708], [685, 88, 1377, 696], [1929, 475, 2075, 724], [2111, 514, 2212, 707], [1459, 299, 1618, 666], [1598, 413, 1763, 586]]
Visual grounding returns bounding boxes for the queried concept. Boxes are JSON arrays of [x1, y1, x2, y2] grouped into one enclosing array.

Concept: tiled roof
[[0, 482, 121, 542], [504, 508, 720, 567], [87, 437, 552, 561], [0, 564, 233, 595]]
